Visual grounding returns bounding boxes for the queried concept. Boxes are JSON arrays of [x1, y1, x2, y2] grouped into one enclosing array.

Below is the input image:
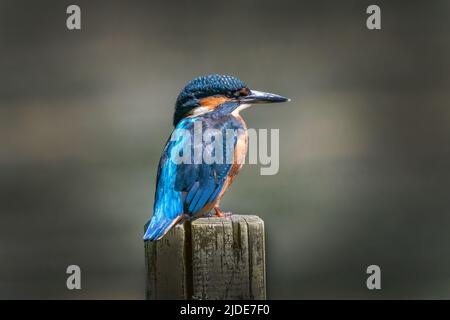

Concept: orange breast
[[228, 114, 248, 183], [203, 114, 248, 211]]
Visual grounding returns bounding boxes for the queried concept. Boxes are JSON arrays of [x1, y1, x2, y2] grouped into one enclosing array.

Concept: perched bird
[[144, 74, 289, 240]]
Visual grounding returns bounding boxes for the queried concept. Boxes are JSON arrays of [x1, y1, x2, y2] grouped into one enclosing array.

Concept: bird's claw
[[213, 206, 233, 218]]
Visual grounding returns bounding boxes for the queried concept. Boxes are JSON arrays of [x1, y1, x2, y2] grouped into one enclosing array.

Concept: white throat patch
[[190, 106, 211, 117], [232, 103, 252, 116]]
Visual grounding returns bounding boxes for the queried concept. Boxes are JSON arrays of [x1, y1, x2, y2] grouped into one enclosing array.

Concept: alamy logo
[[366, 265, 381, 290], [366, 5, 381, 30], [168, 121, 280, 175], [66, 265, 81, 290], [66, 5, 81, 30]]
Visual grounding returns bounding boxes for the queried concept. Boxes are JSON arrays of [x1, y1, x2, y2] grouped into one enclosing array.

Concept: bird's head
[[173, 74, 289, 126]]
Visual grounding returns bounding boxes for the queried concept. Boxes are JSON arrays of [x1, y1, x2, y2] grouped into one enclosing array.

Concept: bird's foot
[[213, 206, 233, 218]]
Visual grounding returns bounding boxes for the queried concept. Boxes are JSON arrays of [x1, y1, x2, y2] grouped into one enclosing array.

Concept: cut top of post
[[145, 215, 266, 300]]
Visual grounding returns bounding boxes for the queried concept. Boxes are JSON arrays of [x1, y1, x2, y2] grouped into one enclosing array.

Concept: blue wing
[[143, 115, 241, 241]]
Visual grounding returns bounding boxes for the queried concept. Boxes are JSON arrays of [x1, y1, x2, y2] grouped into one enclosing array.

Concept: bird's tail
[[143, 214, 181, 241]]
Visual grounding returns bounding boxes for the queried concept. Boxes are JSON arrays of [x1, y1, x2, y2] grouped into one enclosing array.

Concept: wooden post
[[144, 215, 266, 300]]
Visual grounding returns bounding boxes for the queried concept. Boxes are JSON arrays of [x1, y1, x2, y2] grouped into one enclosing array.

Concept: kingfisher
[[144, 74, 289, 241]]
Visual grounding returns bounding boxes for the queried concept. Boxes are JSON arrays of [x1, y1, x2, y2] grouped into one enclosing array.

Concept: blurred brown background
[[1, 0, 449, 299]]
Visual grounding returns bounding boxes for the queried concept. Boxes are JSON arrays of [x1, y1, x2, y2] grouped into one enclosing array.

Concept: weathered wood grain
[[145, 222, 187, 299], [144, 215, 266, 300], [244, 216, 266, 299]]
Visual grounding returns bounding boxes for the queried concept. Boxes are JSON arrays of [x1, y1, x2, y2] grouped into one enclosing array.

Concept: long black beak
[[240, 90, 290, 104]]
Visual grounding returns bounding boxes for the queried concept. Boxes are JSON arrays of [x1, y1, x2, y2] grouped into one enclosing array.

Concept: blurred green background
[[1, 0, 450, 299]]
